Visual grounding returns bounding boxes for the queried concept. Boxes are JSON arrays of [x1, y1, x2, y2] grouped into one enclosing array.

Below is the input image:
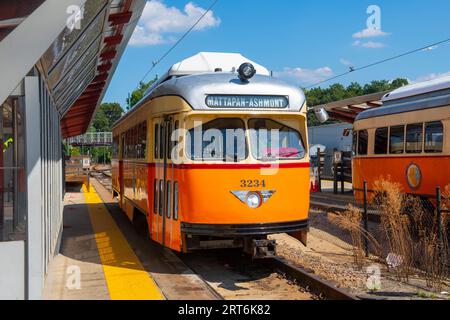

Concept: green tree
[[126, 78, 156, 110], [92, 102, 123, 132]]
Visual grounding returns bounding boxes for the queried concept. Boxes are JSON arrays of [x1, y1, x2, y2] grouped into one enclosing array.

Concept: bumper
[[181, 219, 309, 237]]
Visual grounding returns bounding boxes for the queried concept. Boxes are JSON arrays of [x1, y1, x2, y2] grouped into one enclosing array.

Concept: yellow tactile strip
[[82, 184, 164, 300]]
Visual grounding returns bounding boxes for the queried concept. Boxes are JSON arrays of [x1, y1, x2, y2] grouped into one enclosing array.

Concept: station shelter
[[0, 0, 145, 299]]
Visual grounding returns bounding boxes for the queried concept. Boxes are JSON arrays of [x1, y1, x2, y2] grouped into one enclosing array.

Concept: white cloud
[[353, 40, 386, 48], [274, 67, 333, 85], [130, 0, 221, 46], [339, 58, 352, 66], [413, 71, 450, 83], [352, 28, 390, 39]]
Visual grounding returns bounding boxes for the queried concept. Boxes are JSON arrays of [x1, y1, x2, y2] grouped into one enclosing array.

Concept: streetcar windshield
[[186, 118, 248, 162], [248, 119, 305, 161]]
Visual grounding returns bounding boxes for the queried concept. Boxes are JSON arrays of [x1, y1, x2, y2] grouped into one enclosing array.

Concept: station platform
[[43, 179, 218, 300]]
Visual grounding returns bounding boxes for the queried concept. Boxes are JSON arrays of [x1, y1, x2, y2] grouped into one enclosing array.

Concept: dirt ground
[[271, 209, 450, 300]]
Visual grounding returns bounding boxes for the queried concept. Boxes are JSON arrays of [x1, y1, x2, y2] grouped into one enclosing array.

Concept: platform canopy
[[0, 0, 146, 138], [313, 91, 389, 123]]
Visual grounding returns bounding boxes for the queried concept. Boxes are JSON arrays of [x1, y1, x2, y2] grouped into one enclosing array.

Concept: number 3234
[[240, 180, 266, 188]]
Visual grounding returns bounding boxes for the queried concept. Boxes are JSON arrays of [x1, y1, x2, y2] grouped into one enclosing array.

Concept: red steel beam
[[84, 81, 106, 92], [97, 62, 112, 73], [104, 34, 123, 46], [108, 11, 132, 26], [328, 111, 355, 123], [92, 73, 109, 83], [100, 49, 117, 61]]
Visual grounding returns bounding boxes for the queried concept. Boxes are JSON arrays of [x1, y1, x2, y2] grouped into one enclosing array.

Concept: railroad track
[[179, 249, 357, 300], [91, 170, 357, 301]]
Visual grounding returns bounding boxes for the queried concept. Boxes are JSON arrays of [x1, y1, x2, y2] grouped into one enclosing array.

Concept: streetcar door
[[153, 117, 173, 247], [161, 117, 173, 247], [119, 133, 125, 209]]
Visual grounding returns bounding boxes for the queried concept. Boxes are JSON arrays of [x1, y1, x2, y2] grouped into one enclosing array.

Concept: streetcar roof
[[167, 52, 270, 77], [382, 75, 450, 102], [142, 72, 305, 112], [113, 53, 305, 128], [356, 75, 450, 121]]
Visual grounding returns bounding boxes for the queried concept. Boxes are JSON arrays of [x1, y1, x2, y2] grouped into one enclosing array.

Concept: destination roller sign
[[205, 95, 289, 109]]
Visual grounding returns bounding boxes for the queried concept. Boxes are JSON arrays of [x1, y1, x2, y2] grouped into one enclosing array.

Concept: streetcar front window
[[248, 119, 305, 161], [186, 118, 248, 162]]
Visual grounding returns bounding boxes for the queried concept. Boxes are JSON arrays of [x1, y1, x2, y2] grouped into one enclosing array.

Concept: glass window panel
[[159, 180, 164, 216], [40, 0, 108, 73], [166, 181, 171, 218], [187, 118, 248, 162], [358, 130, 368, 155], [167, 122, 172, 160], [159, 125, 164, 159], [406, 123, 423, 154], [249, 119, 305, 161], [425, 121, 443, 153], [390, 125, 405, 154], [374, 127, 388, 155], [154, 124, 159, 159], [153, 180, 158, 214], [54, 58, 97, 106], [0, 98, 26, 242], [173, 182, 178, 221], [112, 136, 119, 159], [49, 35, 101, 94], [57, 69, 96, 117]]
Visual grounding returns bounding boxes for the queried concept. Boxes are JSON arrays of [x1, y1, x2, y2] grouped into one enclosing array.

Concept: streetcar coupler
[[244, 238, 277, 259]]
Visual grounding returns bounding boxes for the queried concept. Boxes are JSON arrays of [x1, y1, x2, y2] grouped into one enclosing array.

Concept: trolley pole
[[363, 181, 369, 257]]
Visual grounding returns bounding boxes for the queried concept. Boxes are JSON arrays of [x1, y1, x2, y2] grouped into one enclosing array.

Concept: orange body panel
[[112, 161, 310, 252], [178, 166, 310, 224], [353, 155, 450, 202]]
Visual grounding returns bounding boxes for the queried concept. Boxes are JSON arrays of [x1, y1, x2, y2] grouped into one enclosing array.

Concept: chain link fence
[[350, 181, 449, 288]]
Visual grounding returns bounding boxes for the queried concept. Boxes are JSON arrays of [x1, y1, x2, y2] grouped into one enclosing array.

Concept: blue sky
[[103, 0, 450, 106]]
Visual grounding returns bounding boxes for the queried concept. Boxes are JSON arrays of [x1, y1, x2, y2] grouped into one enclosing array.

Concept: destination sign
[[205, 95, 289, 109]]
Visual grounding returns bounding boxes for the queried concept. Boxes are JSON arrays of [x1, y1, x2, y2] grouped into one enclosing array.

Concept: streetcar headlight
[[238, 62, 256, 81], [246, 192, 262, 209]]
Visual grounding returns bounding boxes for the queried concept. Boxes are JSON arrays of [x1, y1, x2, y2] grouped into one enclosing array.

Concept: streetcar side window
[[159, 180, 164, 216], [124, 131, 129, 158], [173, 182, 179, 221], [166, 181, 171, 218], [374, 127, 388, 155], [112, 135, 119, 159], [133, 126, 138, 159], [357, 130, 368, 155], [425, 121, 443, 153], [153, 179, 158, 214], [172, 120, 179, 160], [137, 121, 147, 159], [352, 131, 357, 156], [389, 125, 405, 154], [167, 122, 172, 160], [159, 124, 164, 159], [154, 124, 159, 159], [406, 123, 423, 154]]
